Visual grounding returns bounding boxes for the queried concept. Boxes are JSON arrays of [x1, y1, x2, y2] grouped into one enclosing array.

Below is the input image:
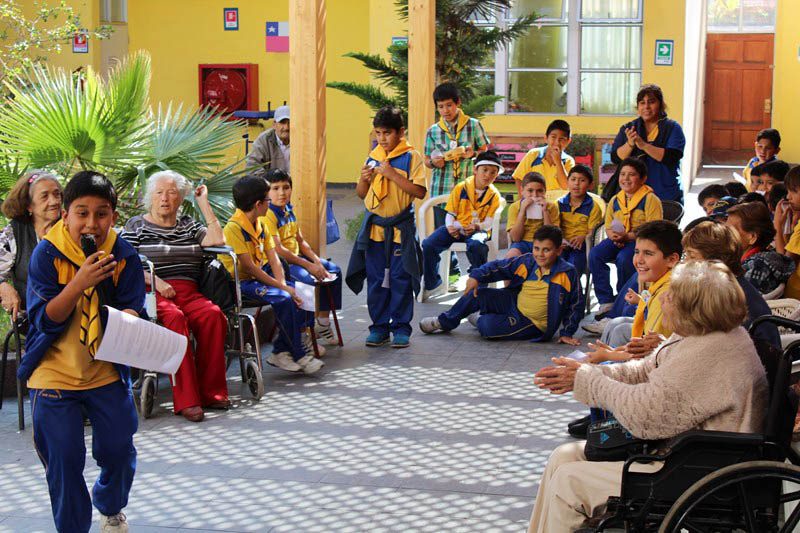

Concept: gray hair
[[144, 170, 193, 208]]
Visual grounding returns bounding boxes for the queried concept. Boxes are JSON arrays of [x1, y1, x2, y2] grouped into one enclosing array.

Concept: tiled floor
[[0, 173, 716, 532]]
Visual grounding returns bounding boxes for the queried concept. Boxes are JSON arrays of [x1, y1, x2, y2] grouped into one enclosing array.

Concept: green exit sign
[[655, 39, 674, 66]]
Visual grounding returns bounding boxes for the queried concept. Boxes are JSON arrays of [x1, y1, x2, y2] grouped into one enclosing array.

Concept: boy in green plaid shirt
[[424, 83, 490, 229]]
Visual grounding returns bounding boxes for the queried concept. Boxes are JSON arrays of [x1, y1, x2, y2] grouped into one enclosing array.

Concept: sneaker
[[582, 318, 611, 336], [392, 333, 410, 348], [297, 354, 325, 375], [467, 312, 480, 328], [597, 303, 614, 315], [314, 320, 339, 346], [266, 352, 302, 372], [365, 331, 390, 347], [302, 333, 326, 357], [419, 316, 442, 334], [100, 512, 129, 533]]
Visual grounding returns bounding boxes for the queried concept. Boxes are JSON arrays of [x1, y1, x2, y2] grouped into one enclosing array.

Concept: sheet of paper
[[610, 219, 626, 234], [526, 203, 543, 220], [94, 306, 187, 374], [295, 281, 317, 312], [565, 350, 589, 362], [321, 272, 338, 283]]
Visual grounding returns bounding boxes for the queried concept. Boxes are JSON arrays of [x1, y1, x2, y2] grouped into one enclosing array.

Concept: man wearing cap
[[246, 105, 291, 176], [421, 150, 504, 294]]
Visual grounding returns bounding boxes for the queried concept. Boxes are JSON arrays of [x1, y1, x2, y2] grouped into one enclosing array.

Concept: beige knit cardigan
[[573, 327, 769, 440]]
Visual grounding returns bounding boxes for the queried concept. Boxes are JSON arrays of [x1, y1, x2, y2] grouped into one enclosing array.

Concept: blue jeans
[[606, 273, 638, 319], [422, 226, 489, 290], [561, 245, 587, 278], [366, 240, 414, 337], [31, 380, 137, 533], [240, 276, 307, 360], [288, 257, 342, 312], [589, 239, 636, 305], [438, 287, 544, 340]]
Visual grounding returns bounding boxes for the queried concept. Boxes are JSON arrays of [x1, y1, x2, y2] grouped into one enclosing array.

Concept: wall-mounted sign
[[224, 8, 239, 31], [391, 36, 408, 46], [266, 21, 289, 53], [73, 32, 88, 54], [655, 39, 674, 66]]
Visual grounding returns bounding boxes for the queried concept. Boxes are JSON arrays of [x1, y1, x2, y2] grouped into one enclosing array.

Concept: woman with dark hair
[[726, 201, 795, 295], [0, 171, 63, 320], [611, 84, 686, 203]]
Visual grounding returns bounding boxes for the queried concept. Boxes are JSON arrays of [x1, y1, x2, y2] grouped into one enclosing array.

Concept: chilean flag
[[266, 22, 289, 52]]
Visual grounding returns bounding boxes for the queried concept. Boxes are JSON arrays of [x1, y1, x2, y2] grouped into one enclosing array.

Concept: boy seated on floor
[[421, 150, 503, 295], [261, 168, 343, 346], [743, 128, 781, 192], [506, 172, 560, 259], [557, 164, 604, 277], [419, 225, 582, 345]]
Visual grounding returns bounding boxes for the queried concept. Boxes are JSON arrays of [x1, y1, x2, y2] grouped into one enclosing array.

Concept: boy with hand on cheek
[[506, 172, 560, 259], [420, 225, 583, 346], [557, 165, 604, 277], [347, 106, 426, 349], [22, 171, 146, 533], [422, 150, 503, 293], [512, 119, 575, 201]]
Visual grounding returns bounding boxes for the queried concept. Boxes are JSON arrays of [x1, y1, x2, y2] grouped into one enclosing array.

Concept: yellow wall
[[482, 0, 686, 139], [772, 0, 800, 162]]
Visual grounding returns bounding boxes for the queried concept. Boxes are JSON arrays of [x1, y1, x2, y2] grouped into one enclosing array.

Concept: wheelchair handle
[[201, 245, 234, 255], [750, 314, 800, 334]]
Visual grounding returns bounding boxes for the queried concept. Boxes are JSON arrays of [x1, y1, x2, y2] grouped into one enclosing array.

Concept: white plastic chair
[[417, 194, 506, 302], [767, 298, 800, 349]]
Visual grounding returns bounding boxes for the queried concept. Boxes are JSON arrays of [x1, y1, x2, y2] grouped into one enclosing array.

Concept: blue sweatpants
[[288, 257, 342, 312], [606, 272, 638, 319], [438, 287, 544, 340], [366, 240, 414, 337], [30, 380, 137, 533], [240, 278, 307, 361], [422, 226, 489, 290], [589, 238, 636, 305], [561, 246, 587, 279]]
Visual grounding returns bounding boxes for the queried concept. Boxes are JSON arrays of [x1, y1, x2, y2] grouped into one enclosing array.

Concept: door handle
[[764, 98, 772, 113]]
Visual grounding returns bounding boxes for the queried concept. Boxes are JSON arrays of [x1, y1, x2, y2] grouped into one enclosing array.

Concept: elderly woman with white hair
[[121, 171, 228, 422], [528, 260, 768, 532]]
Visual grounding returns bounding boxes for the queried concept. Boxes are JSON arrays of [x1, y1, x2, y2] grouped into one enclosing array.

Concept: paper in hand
[[565, 350, 589, 362], [610, 219, 626, 234], [94, 306, 187, 374], [526, 203, 544, 220], [295, 281, 317, 312]]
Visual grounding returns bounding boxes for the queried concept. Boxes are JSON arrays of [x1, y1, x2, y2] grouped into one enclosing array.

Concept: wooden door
[[703, 34, 774, 164]]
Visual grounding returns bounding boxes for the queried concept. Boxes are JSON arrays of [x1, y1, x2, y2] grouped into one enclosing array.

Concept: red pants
[[157, 279, 228, 412]]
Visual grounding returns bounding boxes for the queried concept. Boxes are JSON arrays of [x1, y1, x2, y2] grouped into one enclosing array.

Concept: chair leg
[[0, 328, 14, 410], [325, 285, 344, 346], [13, 323, 23, 430], [307, 312, 320, 358]]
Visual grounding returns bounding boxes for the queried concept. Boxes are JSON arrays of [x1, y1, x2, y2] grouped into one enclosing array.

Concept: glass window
[[110, 0, 127, 23], [508, 71, 568, 113], [510, 0, 564, 21], [581, 26, 641, 69], [742, 0, 776, 28], [580, 72, 640, 114], [508, 26, 568, 69], [707, 0, 775, 32], [581, 0, 640, 19]]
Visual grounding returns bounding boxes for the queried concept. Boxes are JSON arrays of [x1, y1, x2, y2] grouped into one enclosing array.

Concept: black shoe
[[567, 415, 591, 438]]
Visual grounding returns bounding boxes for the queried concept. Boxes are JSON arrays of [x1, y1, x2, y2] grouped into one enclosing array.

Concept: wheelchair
[[133, 247, 265, 419], [585, 315, 800, 533], [0, 312, 27, 430]]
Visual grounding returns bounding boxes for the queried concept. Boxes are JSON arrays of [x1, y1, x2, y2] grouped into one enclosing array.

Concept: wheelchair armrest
[[202, 245, 235, 256], [751, 314, 800, 335]]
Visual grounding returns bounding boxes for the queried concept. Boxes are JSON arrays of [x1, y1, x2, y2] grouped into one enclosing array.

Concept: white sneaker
[[267, 352, 302, 372], [419, 316, 442, 334], [467, 312, 480, 328], [597, 303, 614, 315], [297, 354, 325, 374], [314, 320, 338, 346], [302, 332, 326, 357], [100, 513, 129, 533], [582, 318, 611, 336]]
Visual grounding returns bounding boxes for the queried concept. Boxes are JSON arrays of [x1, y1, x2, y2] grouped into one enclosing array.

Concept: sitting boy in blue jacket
[[419, 225, 583, 345]]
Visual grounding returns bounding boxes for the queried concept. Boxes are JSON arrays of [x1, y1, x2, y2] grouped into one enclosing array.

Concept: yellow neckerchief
[[615, 184, 654, 232], [438, 110, 471, 181], [647, 124, 659, 142], [464, 176, 495, 213], [230, 208, 265, 264], [44, 220, 117, 358], [367, 139, 413, 210], [631, 269, 671, 337]]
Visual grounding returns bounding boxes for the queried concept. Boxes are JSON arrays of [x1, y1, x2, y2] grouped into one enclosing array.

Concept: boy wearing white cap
[[246, 105, 291, 175], [421, 151, 503, 293]]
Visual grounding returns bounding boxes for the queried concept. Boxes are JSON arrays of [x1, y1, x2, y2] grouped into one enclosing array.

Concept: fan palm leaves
[[0, 50, 246, 220]]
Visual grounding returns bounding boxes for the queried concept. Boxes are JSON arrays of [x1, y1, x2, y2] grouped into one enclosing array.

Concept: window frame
[[706, 0, 776, 34], [100, 0, 128, 23], [481, 0, 643, 116]]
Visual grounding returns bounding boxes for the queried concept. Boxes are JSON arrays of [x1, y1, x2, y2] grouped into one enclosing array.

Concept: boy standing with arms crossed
[[347, 107, 426, 349]]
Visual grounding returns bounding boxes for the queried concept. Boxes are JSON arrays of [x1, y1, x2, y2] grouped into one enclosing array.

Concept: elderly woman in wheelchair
[[530, 260, 769, 532], [121, 171, 228, 422]]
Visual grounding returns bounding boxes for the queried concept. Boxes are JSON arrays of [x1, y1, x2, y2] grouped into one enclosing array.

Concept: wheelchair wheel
[[659, 460, 800, 533], [244, 359, 264, 400], [138, 375, 157, 419]]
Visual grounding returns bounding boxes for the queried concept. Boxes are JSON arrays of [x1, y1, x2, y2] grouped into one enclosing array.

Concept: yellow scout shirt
[[363, 139, 426, 244], [222, 209, 275, 280], [605, 185, 663, 233], [784, 221, 800, 299], [260, 204, 299, 255], [558, 193, 605, 242], [507, 200, 561, 242], [444, 175, 501, 230], [631, 269, 672, 338], [517, 266, 550, 331], [512, 146, 576, 202]]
